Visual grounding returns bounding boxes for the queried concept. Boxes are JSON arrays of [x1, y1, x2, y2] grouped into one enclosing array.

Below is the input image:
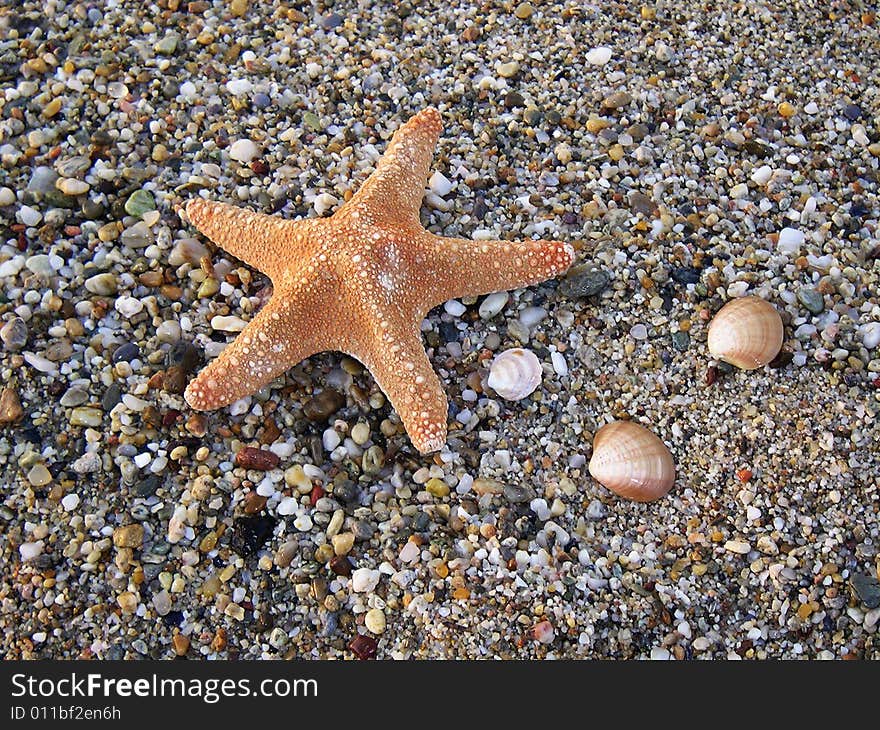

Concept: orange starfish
[[183, 108, 574, 453]]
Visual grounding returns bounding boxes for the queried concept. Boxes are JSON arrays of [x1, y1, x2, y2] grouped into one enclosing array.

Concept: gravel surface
[[1, 0, 879, 660]]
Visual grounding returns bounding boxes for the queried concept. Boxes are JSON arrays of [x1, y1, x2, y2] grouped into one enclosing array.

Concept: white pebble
[[630, 323, 648, 340], [399, 540, 420, 564], [18, 205, 42, 227], [729, 183, 749, 199], [61, 493, 80, 511], [429, 171, 453, 196], [777, 227, 804, 254], [585, 46, 613, 66], [479, 291, 508, 319], [226, 78, 253, 96], [134, 452, 151, 468], [293, 514, 313, 532], [229, 138, 259, 163], [179, 81, 197, 99], [650, 647, 671, 660], [19, 541, 44, 561], [860, 322, 880, 350], [0, 187, 15, 206], [211, 315, 248, 332], [351, 568, 380, 593], [115, 296, 144, 318], [277, 497, 298, 516], [322, 428, 341, 451], [444, 299, 466, 317], [804, 101, 819, 115], [550, 351, 568, 376], [750, 165, 773, 185], [313, 192, 338, 216]]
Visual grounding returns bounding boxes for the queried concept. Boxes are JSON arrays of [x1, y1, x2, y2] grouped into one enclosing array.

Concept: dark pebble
[[231, 515, 277, 557], [796, 287, 824, 315], [348, 633, 377, 659], [439, 321, 459, 343], [135, 474, 160, 497], [768, 349, 793, 369], [102, 382, 123, 410], [413, 512, 430, 531], [112, 342, 140, 363], [743, 139, 771, 158], [559, 265, 610, 299], [166, 341, 202, 373], [81, 199, 105, 219], [504, 91, 525, 109], [562, 211, 578, 225], [670, 267, 701, 285], [91, 130, 113, 146], [842, 104, 862, 121], [472, 195, 488, 220], [503, 483, 536, 503], [352, 519, 374, 541], [163, 365, 187, 394], [329, 555, 352, 576], [717, 361, 735, 374], [333, 479, 360, 503], [523, 107, 542, 125], [253, 93, 271, 109], [671, 331, 690, 352], [545, 110, 561, 126], [302, 389, 345, 422], [850, 573, 880, 608]]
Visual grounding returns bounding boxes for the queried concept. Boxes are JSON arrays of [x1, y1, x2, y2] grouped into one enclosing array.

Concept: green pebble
[[303, 111, 322, 131], [155, 33, 179, 56], [671, 331, 690, 352], [124, 190, 156, 218], [796, 287, 824, 315]]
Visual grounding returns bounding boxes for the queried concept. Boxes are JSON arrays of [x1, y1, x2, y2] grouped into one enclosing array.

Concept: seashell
[[487, 348, 541, 401], [707, 296, 783, 370], [588, 421, 675, 502]]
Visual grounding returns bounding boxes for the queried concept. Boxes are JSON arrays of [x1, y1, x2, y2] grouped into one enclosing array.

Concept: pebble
[[429, 171, 453, 196], [724, 540, 751, 554], [211, 315, 248, 332], [671, 331, 690, 351], [630, 324, 648, 340], [27, 464, 52, 487], [479, 291, 509, 319], [797, 287, 825, 314], [303, 389, 345, 421], [585, 46, 612, 66], [1, 318, 28, 350], [124, 190, 155, 217], [18, 205, 42, 227], [0, 187, 15, 206], [61, 493, 80, 512], [364, 608, 386, 634], [115, 296, 144, 318], [444, 299, 466, 317], [777, 227, 804, 253], [155, 33, 179, 55], [293, 514, 313, 532], [497, 61, 520, 78], [168, 238, 209, 266], [602, 91, 632, 109], [72, 452, 101, 474], [351, 568, 380, 593], [861, 322, 880, 350], [560, 266, 610, 298], [60, 387, 89, 407], [69, 407, 103, 427], [0, 387, 24, 424], [229, 139, 259, 163], [19, 542, 44, 562], [235, 447, 280, 471], [514, 2, 533, 19], [851, 574, 880, 609], [56, 178, 90, 196]]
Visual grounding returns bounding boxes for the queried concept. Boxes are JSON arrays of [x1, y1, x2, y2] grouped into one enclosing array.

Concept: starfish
[[183, 107, 574, 454]]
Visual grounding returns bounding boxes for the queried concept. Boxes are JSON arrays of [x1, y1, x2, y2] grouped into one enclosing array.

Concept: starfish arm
[[344, 107, 443, 222], [185, 198, 314, 281], [355, 323, 448, 454], [184, 295, 323, 410], [416, 233, 575, 307]]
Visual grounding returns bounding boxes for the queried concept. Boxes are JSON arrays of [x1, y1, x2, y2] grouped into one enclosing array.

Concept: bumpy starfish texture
[[183, 108, 574, 453]]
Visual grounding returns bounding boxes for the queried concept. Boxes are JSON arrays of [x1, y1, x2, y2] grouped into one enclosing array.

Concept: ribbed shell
[[486, 348, 542, 400], [588, 421, 675, 502], [707, 296, 783, 370]]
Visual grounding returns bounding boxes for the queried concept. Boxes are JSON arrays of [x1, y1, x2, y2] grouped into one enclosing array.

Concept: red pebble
[[234, 447, 280, 471], [310, 484, 324, 506], [348, 634, 377, 660]]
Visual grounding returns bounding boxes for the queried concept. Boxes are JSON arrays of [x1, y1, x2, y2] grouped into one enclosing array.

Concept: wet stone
[[303, 389, 345, 422], [231, 515, 277, 557], [124, 190, 156, 218]]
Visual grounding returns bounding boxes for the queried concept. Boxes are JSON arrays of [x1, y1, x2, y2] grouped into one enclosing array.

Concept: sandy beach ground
[[1, 0, 878, 659]]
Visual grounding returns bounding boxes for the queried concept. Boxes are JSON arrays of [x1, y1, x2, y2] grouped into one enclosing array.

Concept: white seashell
[[487, 348, 542, 401], [707, 296, 783, 369], [588, 421, 675, 502]]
